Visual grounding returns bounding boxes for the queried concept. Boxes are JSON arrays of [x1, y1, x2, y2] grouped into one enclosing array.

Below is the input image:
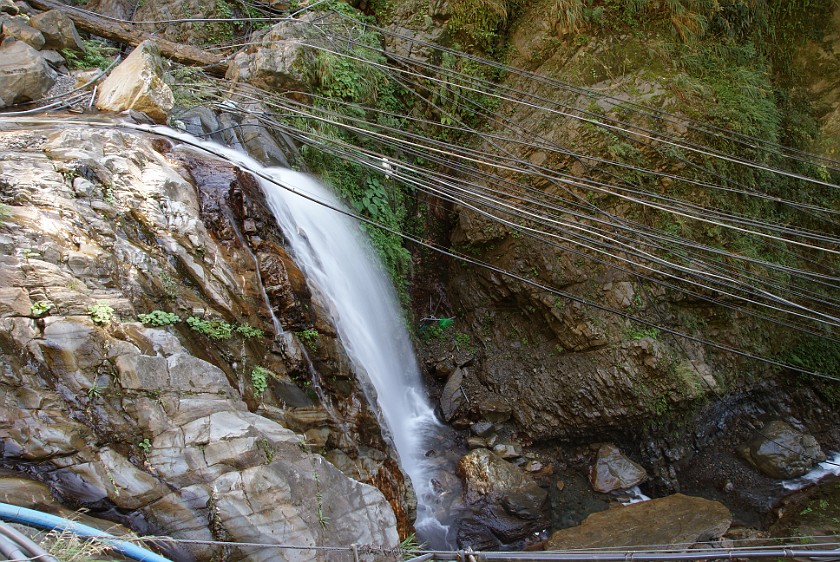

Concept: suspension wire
[[207, 86, 840, 331], [101, 120, 837, 382], [194, 88, 840, 341]]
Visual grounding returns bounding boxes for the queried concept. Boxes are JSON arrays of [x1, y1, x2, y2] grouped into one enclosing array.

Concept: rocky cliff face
[[0, 120, 402, 559]]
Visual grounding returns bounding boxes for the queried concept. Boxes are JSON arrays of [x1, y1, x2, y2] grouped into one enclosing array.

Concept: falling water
[[141, 125, 455, 547]]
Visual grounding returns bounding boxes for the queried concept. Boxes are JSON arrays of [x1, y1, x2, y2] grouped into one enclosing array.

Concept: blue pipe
[[0, 502, 171, 562]]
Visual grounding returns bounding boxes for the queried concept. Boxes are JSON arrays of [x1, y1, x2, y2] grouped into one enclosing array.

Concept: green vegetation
[[30, 301, 53, 317], [250, 366, 273, 396], [625, 324, 660, 340], [62, 39, 117, 70], [186, 316, 233, 340], [138, 438, 152, 452], [420, 317, 454, 341], [137, 310, 180, 326], [236, 323, 265, 339], [87, 303, 115, 325], [295, 329, 319, 351]]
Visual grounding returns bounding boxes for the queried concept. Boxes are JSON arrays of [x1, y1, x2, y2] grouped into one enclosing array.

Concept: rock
[[479, 397, 512, 424], [470, 420, 494, 437], [29, 10, 84, 52], [493, 442, 523, 459], [589, 443, 647, 493], [0, 39, 55, 107], [457, 449, 549, 548], [224, 18, 314, 98], [96, 40, 173, 123], [0, 0, 17, 14], [545, 494, 732, 550], [440, 366, 465, 421], [739, 420, 826, 479], [1, 19, 45, 50], [467, 437, 487, 449]]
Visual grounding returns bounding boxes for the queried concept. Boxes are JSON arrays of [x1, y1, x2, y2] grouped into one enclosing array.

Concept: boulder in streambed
[[589, 443, 647, 493], [739, 420, 825, 479], [545, 494, 732, 550], [457, 448, 549, 549], [96, 40, 173, 123]]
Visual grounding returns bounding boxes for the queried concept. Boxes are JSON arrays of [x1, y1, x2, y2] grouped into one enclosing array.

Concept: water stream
[[143, 125, 456, 547]]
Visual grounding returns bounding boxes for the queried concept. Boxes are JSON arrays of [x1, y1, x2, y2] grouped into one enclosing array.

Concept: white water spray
[[144, 125, 453, 546]]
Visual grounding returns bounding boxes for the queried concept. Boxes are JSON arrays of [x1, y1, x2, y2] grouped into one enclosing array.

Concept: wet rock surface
[[0, 121, 402, 559], [739, 420, 826, 479], [457, 449, 549, 550]]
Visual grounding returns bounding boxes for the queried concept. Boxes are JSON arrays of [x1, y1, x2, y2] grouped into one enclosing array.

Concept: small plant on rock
[[138, 438, 152, 452], [186, 316, 233, 340], [30, 300, 54, 317], [250, 366, 273, 396], [295, 329, 319, 351], [138, 310, 180, 326], [236, 323, 265, 339], [87, 303, 115, 325]]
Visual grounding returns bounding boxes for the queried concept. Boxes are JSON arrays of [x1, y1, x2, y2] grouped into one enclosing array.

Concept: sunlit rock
[[96, 40, 173, 123]]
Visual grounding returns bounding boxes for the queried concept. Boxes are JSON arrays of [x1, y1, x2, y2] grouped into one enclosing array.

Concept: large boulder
[[739, 420, 826, 479], [589, 443, 647, 493], [545, 494, 732, 550], [0, 40, 55, 107], [29, 9, 84, 52], [457, 448, 549, 549], [96, 40, 173, 123]]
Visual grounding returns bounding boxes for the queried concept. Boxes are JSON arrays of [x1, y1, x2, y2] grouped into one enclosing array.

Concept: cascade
[[142, 125, 457, 547]]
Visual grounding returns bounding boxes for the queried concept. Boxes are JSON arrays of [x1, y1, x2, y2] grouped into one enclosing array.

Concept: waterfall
[[142, 125, 454, 547]]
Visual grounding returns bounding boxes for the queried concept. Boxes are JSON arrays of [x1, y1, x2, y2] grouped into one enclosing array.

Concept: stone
[[0, 0, 17, 14], [224, 19, 313, 98], [440, 366, 464, 421], [96, 40, 173, 123], [479, 397, 512, 424], [589, 443, 647, 493], [457, 449, 550, 548], [739, 420, 826, 479], [545, 494, 732, 550], [471, 420, 494, 437], [0, 40, 55, 107], [493, 442, 523, 459], [1, 19, 45, 50], [467, 436, 487, 450], [29, 10, 84, 52]]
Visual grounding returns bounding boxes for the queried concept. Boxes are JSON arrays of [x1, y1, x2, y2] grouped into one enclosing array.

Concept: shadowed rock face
[[0, 122, 402, 560]]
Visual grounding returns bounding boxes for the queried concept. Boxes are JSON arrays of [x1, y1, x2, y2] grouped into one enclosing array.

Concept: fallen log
[[26, 0, 230, 76]]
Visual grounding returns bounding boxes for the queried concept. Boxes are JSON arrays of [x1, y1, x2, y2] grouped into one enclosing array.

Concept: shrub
[[235, 323, 265, 339]]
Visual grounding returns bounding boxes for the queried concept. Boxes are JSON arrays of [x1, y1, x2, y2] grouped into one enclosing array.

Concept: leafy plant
[[295, 329, 319, 351], [186, 316, 233, 340], [30, 300, 54, 317], [454, 331, 472, 351], [137, 310, 180, 326], [61, 39, 117, 70], [625, 325, 660, 340], [138, 438, 152, 452], [250, 366, 273, 396], [87, 303, 114, 325], [236, 323, 265, 339]]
